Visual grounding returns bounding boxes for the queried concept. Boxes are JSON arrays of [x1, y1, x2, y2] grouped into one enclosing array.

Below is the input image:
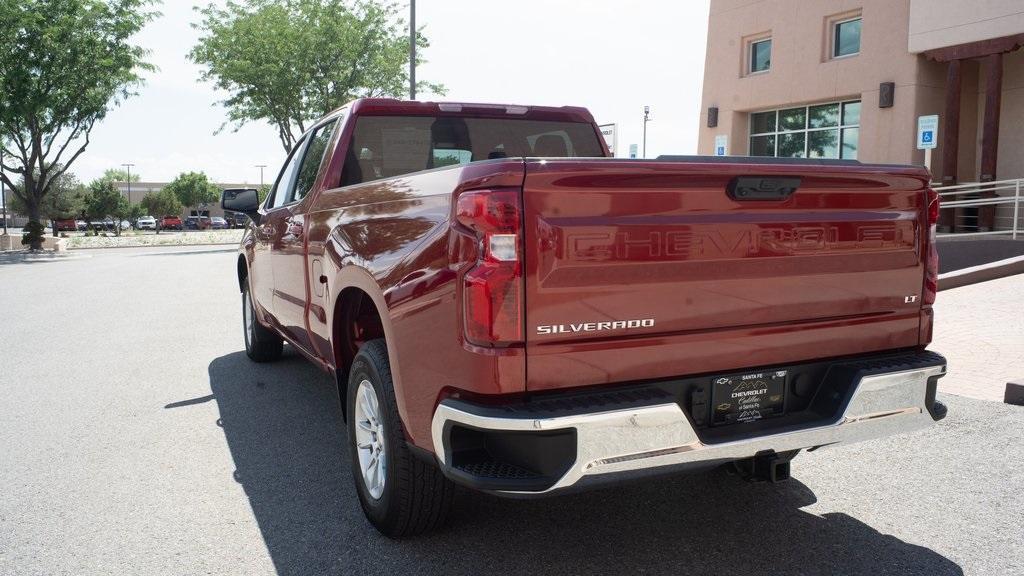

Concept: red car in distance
[[54, 218, 79, 232], [160, 215, 183, 230]]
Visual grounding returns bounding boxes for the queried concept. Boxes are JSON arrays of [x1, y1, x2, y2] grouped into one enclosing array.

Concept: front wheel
[[242, 279, 283, 362], [346, 339, 453, 537]]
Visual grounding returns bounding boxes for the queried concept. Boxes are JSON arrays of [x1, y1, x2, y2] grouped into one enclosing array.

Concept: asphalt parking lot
[[1, 246, 1022, 576]]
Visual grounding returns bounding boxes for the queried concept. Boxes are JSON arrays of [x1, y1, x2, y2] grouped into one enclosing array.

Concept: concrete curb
[[129, 247, 238, 257], [67, 241, 241, 251], [0, 252, 93, 263], [938, 254, 1024, 291]]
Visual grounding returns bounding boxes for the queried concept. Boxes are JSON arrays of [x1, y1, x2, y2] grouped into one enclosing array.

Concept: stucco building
[[697, 0, 1023, 230]]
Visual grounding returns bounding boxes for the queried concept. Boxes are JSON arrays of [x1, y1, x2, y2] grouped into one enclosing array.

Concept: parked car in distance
[[54, 218, 78, 232], [230, 213, 249, 228], [76, 220, 88, 231], [89, 219, 114, 231], [227, 98, 946, 537], [160, 215, 183, 230], [137, 215, 157, 230], [185, 216, 211, 230], [209, 216, 229, 229]]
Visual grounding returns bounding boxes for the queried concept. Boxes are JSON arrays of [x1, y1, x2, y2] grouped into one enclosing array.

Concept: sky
[[72, 0, 712, 185]]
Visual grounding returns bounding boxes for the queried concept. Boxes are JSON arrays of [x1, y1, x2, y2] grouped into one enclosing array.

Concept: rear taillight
[[924, 188, 939, 305], [456, 189, 524, 346]]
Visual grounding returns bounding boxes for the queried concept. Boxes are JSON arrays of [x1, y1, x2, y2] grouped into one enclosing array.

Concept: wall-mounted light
[[879, 82, 895, 108], [708, 106, 719, 128]]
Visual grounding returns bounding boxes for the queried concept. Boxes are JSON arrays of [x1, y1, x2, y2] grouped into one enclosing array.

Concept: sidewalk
[[931, 273, 1024, 401]]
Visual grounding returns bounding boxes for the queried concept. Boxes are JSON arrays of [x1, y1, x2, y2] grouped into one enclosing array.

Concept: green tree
[[140, 189, 182, 234], [0, 0, 158, 249], [42, 177, 88, 236], [124, 202, 146, 228], [7, 169, 87, 235], [85, 179, 129, 237], [257, 184, 270, 204], [101, 168, 142, 183], [191, 0, 443, 152], [21, 221, 45, 248], [164, 171, 219, 218], [45, 182, 87, 221]]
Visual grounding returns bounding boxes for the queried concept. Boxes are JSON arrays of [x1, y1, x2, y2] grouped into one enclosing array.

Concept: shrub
[[21, 221, 46, 249]]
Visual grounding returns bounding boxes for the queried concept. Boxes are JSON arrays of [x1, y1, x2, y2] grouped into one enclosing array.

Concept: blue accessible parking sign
[[917, 115, 939, 150]]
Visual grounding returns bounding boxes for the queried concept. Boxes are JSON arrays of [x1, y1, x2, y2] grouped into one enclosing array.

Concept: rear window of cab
[[341, 116, 605, 186]]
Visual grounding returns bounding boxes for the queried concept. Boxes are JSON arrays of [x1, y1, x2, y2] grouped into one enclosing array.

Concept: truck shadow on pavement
[[199, 351, 963, 576]]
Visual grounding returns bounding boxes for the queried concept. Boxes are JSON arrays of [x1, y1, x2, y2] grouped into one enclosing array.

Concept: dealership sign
[[598, 123, 617, 156]]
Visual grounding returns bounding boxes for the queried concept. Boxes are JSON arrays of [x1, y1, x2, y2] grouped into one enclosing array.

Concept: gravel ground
[[64, 229, 243, 249], [0, 247, 1021, 576]]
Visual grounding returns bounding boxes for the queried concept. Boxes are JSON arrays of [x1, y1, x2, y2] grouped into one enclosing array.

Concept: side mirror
[[221, 188, 261, 221]]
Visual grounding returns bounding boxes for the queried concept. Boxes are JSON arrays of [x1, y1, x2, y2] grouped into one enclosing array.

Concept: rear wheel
[[346, 339, 453, 537], [242, 278, 283, 362]]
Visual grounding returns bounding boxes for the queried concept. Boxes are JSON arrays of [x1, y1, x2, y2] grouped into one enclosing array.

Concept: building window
[[750, 38, 771, 73], [833, 17, 861, 58], [749, 100, 860, 159]]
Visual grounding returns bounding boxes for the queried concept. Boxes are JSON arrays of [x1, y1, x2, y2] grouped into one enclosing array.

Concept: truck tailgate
[[523, 159, 930, 391]]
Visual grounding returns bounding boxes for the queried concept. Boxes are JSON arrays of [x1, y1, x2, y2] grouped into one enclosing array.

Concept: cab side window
[[268, 137, 306, 209], [291, 119, 337, 203]]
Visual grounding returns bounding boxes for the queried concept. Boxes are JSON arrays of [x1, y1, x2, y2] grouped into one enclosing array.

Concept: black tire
[[242, 278, 283, 362], [346, 339, 453, 537]]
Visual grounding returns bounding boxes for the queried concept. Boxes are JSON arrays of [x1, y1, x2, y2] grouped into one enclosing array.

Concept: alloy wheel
[[353, 379, 387, 499]]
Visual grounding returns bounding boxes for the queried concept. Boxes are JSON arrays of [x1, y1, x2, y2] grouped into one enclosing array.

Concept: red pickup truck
[[223, 99, 946, 537], [160, 215, 183, 230]]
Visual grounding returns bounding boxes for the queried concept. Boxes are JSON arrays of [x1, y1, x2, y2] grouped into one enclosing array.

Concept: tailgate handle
[[729, 177, 801, 200]]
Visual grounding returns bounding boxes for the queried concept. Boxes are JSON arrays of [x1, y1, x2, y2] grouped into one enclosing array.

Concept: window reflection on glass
[[841, 127, 859, 159], [751, 39, 771, 73], [809, 104, 840, 128], [432, 149, 472, 167], [747, 100, 859, 158], [779, 108, 806, 131], [834, 18, 861, 57], [779, 132, 806, 158], [751, 111, 777, 134], [842, 101, 861, 126], [749, 135, 776, 156], [808, 130, 839, 158]]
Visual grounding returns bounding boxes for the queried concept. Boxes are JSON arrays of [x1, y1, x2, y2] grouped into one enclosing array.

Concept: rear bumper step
[[430, 351, 947, 496]]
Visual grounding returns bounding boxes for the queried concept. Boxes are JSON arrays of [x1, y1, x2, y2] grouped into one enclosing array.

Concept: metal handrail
[[933, 178, 1021, 193], [933, 178, 1021, 240]]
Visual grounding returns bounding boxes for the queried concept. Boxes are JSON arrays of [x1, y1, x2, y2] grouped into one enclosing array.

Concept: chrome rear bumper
[[431, 355, 946, 496]]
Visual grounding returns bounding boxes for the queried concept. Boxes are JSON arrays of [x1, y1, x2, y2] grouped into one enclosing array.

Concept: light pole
[[409, 0, 416, 100], [1, 147, 7, 236], [255, 164, 267, 187], [642, 106, 651, 159], [122, 163, 135, 204]]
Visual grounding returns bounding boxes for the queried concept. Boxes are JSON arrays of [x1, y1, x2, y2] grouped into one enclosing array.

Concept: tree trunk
[[51, 219, 58, 237], [27, 204, 43, 251]]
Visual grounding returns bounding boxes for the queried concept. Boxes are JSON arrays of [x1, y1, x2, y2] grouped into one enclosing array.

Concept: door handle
[[285, 218, 303, 238], [728, 177, 801, 200], [312, 259, 325, 297]]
